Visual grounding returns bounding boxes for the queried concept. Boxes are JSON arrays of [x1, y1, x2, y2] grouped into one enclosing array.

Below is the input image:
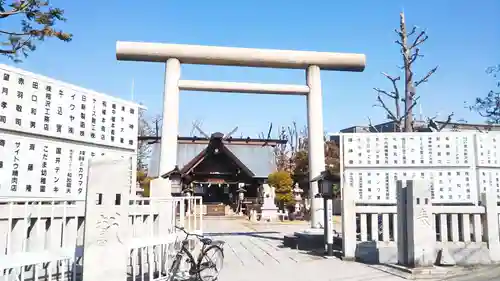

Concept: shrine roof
[[176, 142, 276, 178], [139, 135, 287, 146], [225, 144, 276, 178], [176, 143, 206, 171]]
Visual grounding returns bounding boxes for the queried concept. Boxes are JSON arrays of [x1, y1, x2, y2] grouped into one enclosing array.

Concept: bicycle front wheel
[[197, 245, 224, 281]]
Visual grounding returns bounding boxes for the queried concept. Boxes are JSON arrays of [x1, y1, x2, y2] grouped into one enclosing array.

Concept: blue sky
[[1, 0, 498, 137]]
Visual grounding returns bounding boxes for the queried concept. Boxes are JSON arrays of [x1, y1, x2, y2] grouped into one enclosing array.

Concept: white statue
[[262, 184, 271, 198], [260, 184, 278, 222]]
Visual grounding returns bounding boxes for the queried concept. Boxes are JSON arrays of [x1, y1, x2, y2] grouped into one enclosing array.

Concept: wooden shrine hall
[[144, 132, 286, 216]]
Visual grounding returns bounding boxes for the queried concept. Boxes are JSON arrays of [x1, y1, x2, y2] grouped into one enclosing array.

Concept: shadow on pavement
[[204, 231, 283, 241]]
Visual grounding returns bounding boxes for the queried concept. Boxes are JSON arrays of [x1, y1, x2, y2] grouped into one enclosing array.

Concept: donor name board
[[0, 64, 140, 198]]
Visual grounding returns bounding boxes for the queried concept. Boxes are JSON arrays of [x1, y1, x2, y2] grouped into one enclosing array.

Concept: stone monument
[[82, 156, 131, 281], [260, 184, 278, 222]]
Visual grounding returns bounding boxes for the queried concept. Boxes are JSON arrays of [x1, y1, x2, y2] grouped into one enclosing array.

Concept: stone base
[[282, 228, 340, 251], [370, 263, 487, 280], [260, 208, 279, 222], [283, 235, 298, 249], [354, 242, 494, 265]]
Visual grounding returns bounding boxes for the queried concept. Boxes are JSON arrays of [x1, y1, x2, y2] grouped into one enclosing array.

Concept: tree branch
[[474, 124, 492, 133], [367, 117, 379, 132], [410, 30, 428, 49], [409, 48, 423, 65], [437, 113, 454, 131], [414, 66, 438, 87], [381, 72, 401, 97], [0, 1, 32, 19], [0, 30, 32, 36], [0, 34, 34, 55], [373, 88, 396, 99], [401, 96, 421, 119], [407, 26, 417, 37], [374, 94, 398, 122]]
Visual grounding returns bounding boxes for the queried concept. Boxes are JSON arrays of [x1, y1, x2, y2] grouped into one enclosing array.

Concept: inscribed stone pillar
[[82, 156, 131, 281], [150, 178, 173, 198], [396, 180, 408, 265], [397, 180, 435, 267], [341, 183, 357, 260], [481, 190, 500, 262]]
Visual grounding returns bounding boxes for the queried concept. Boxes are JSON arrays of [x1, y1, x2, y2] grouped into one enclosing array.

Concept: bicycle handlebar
[[175, 225, 204, 239]]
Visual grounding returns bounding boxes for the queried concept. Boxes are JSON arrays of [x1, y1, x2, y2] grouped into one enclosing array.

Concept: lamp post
[[311, 170, 340, 257]]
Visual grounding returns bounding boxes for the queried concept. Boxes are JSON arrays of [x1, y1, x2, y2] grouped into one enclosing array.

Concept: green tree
[[469, 65, 500, 124], [267, 171, 294, 209], [332, 184, 340, 198], [137, 169, 153, 197], [0, 0, 72, 61], [292, 140, 340, 175]]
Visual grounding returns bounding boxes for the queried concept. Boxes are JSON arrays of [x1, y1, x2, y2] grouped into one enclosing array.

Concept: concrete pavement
[[201, 218, 500, 281], [203, 218, 404, 281]]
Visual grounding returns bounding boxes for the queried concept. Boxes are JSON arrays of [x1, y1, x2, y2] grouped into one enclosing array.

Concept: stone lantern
[[236, 183, 246, 215], [161, 165, 183, 195]]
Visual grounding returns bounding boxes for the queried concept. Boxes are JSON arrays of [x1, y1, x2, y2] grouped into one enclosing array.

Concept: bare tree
[[373, 12, 452, 132], [260, 122, 339, 179], [137, 111, 161, 170]]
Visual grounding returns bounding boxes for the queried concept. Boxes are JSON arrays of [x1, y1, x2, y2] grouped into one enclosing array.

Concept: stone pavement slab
[[202, 218, 404, 281], [201, 218, 500, 281]]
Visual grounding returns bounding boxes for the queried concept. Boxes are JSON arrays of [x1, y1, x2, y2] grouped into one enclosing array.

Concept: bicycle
[[167, 226, 225, 281]]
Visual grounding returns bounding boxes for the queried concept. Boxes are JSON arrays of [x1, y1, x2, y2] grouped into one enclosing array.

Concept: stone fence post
[[397, 180, 435, 267], [481, 190, 500, 262]]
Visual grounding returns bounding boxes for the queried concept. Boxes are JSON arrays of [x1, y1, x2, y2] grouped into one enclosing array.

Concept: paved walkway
[[203, 218, 405, 281]]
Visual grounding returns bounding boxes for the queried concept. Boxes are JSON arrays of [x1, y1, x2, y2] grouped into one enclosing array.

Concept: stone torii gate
[[116, 41, 366, 228]]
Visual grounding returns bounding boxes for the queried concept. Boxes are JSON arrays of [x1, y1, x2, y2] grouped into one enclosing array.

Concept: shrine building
[[145, 132, 286, 215]]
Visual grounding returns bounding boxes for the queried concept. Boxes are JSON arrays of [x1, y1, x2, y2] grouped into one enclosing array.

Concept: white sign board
[[0, 64, 140, 198], [342, 132, 500, 204]]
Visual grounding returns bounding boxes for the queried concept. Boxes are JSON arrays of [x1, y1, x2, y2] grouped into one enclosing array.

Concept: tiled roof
[[224, 144, 276, 178], [150, 142, 277, 179], [176, 143, 276, 178], [176, 143, 206, 170]]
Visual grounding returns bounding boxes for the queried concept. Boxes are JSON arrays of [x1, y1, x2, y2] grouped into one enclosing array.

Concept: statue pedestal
[[260, 197, 278, 222]]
